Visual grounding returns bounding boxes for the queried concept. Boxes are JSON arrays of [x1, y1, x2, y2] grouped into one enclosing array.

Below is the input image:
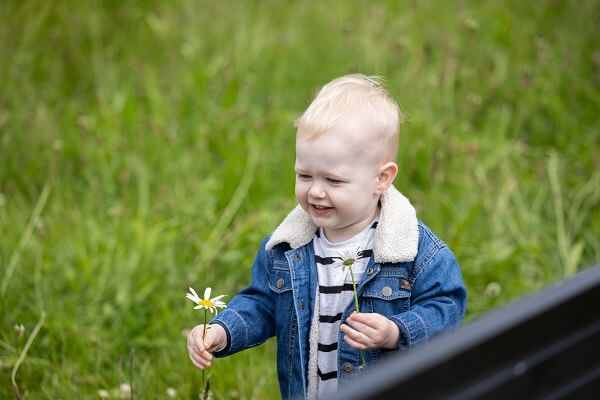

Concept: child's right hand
[[187, 323, 227, 370]]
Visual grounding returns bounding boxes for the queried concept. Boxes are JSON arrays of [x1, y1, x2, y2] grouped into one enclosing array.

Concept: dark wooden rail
[[329, 264, 600, 400]]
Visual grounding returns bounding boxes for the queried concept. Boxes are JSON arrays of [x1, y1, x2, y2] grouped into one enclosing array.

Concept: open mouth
[[311, 204, 334, 213]]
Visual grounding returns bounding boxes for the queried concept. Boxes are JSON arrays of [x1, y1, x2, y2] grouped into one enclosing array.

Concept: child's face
[[295, 126, 383, 243]]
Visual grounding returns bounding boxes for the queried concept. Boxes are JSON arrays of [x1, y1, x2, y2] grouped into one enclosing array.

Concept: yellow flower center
[[199, 299, 214, 308]]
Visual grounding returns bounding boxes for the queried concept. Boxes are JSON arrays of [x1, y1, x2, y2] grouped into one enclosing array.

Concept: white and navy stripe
[[314, 220, 377, 396]]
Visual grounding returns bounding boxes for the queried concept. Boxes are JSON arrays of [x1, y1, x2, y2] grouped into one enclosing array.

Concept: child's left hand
[[340, 312, 399, 350]]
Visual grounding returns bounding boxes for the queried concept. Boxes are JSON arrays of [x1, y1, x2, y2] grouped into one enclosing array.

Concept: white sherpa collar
[[265, 185, 419, 263]]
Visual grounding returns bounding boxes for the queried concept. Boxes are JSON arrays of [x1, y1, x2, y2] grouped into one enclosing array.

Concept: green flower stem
[[202, 308, 207, 389], [348, 265, 367, 370], [348, 266, 360, 313]]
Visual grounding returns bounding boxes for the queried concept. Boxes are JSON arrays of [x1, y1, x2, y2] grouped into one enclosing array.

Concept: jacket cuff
[[390, 311, 429, 349], [210, 309, 248, 356]]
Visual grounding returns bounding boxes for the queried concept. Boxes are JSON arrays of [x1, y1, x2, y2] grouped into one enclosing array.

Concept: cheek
[[332, 192, 353, 211], [336, 186, 372, 211], [295, 181, 307, 203]]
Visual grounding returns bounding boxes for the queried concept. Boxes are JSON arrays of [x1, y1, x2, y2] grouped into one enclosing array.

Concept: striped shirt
[[313, 220, 377, 396]]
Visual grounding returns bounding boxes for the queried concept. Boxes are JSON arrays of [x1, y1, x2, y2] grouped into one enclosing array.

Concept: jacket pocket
[[268, 262, 293, 294], [362, 277, 411, 313], [269, 262, 296, 341]]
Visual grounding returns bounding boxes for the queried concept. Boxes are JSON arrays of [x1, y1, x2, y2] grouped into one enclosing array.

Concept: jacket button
[[300, 302, 305, 310], [276, 278, 285, 289], [381, 286, 393, 297], [294, 253, 301, 261], [343, 363, 352, 374], [367, 267, 374, 275]]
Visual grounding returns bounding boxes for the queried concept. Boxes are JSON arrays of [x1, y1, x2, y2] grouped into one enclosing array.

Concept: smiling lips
[[311, 204, 334, 215]]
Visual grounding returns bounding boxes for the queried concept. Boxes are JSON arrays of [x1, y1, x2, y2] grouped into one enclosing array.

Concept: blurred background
[[1, 0, 599, 398]]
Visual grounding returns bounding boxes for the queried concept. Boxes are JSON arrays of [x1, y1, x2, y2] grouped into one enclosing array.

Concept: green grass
[[1, 0, 599, 398]]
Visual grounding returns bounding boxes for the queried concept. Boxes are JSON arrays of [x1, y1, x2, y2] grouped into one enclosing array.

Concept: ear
[[375, 162, 398, 195]]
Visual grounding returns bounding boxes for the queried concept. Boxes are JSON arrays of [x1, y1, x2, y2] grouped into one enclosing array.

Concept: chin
[[309, 216, 329, 228], [309, 216, 324, 226]]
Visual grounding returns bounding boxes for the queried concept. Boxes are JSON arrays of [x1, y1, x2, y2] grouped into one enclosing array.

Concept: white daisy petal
[[194, 305, 202, 309], [189, 287, 200, 299], [186, 293, 199, 302], [204, 287, 212, 300]]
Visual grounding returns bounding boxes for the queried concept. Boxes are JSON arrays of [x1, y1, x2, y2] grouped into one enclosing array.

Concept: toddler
[[187, 74, 467, 399]]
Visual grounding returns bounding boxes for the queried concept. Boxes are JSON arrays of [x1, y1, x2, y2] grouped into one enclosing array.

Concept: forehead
[[295, 131, 378, 173]]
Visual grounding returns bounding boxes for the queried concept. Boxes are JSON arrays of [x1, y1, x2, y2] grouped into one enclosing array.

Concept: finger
[[189, 352, 211, 370], [342, 333, 369, 350], [345, 318, 378, 338], [187, 334, 213, 364], [203, 329, 217, 351], [348, 312, 381, 329], [187, 332, 205, 356], [189, 351, 211, 369], [187, 341, 213, 364], [188, 342, 212, 363], [345, 314, 379, 337], [188, 327, 204, 348], [340, 323, 372, 346], [192, 326, 212, 352]]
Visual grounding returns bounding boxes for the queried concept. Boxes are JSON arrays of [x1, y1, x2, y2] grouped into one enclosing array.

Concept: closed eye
[[326, 178, 344, 184], [297, 174, 311, 180]]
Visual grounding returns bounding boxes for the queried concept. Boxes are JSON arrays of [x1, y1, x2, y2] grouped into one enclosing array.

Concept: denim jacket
[[211, 186, 467, 399]]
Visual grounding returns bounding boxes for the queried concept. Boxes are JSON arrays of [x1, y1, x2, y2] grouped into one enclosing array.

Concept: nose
[[308, 181, 326, 199]]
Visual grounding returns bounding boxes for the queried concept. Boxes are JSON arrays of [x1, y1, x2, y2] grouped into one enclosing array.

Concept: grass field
[[1, 0, 599, 398]]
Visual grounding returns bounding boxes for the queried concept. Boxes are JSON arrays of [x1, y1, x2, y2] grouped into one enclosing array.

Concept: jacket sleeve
[[389, 244, 467, 349], [210, 237, 276, 356]]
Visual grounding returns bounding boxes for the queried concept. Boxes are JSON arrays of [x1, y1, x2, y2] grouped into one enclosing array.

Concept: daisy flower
[[334, 248, 361, 271], [186, 287, 227, 315], [186, 286, 228, 398]]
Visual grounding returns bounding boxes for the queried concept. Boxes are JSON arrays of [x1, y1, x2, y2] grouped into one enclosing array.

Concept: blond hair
[[295, 74, 404, 162]]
